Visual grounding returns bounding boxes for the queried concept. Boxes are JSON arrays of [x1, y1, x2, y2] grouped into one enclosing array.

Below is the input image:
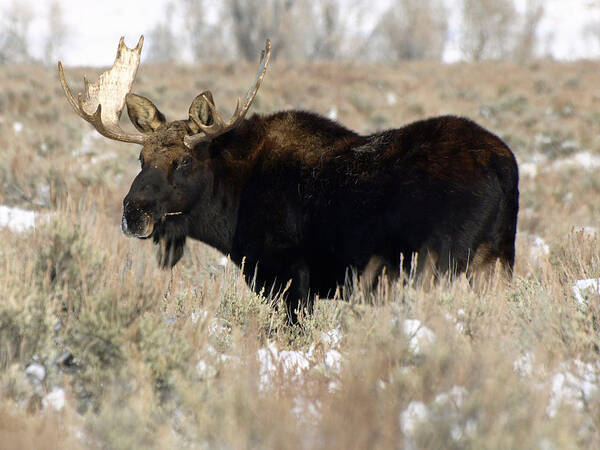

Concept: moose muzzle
[[121, 204, 154, 238]]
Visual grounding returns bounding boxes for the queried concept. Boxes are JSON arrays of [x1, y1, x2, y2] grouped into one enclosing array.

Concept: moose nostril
[[121, 214, 129, 234]]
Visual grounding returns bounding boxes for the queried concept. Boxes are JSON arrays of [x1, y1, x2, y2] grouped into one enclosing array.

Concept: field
[[1, 58, 600, 449]]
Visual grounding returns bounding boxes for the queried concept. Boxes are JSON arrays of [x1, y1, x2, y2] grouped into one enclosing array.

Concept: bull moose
[[59, 37, 519, 323]]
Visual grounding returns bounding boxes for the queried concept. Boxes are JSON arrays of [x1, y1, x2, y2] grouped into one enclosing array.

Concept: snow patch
[[551, 152, 600, 171], [327, 106, 338, 121], [385, 92, 397, 106], [513, 352, 535, 377], [205, 344, 239, 364], [433, 386, 472, 441], [25, 362, 46, 396], [534, 133, 553, 147], [0, 205, 37, 232], [43, 388, 66, 412], [196, 359, 218, 379], [530, 152, 549, 165], [572, 278, 600, 308], [400, 386, 473, 445], [573, 226, 598, 238], [257, 342, 311, 389], [25, 363, 46, 382], [321, 326, 343, 347], [292, 397, 322, 423], [257, 345, 301, 388], [324, 349, 342, 372], [190, 310, 209, 324], [519, 162, 538, 179], [256, 328, 343, 390], [444, 310, 466, 334], [402, 319, 435, 354], [90, 152, 117, 165], [529, 235, 549, 263], [73, 131, 101, 157], [401, 401, 429, 435], [13, 122, 23, 133], [547, 360, 600, 418], [218, 256, 228, 267], [434, 385, 468, 409]]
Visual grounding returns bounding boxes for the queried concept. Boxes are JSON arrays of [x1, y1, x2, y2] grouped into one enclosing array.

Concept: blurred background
[[1, 0, 600, 66]]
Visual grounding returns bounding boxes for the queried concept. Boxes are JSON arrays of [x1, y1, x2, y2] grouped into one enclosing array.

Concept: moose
[[59, 37, 519, 323]]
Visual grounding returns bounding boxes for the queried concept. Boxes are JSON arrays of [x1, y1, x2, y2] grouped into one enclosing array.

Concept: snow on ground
[[518, 150, 600, 181], [572, 226, 598, 238], [25, 362, 46, 383], [529, 235, 550, 263], [401, 319, 436, 354], [195, 359, 218, 380], [444, 309, 466, 334], [218, 256, 229, 267], [321, 326, 343, 347], [385, 92, 398, 106], [572, 278, 600, 308], [192, 322, 344, 400], [90, 152, 118, 166], [257, 342, 313, 389], [24, 360, 66, 412], [0, 205, 37, 232], [519, 162, 538, 179], [256, 329, 343, 392], [401, 401, 429, 436], [195, 343, 239, 380], [43, 388, 66, 412], [327, 106, 338, 121], [251, 326, 345, 421], [572, 225, 598, 239], [400, 385, 474, 446], [292, 396, 322, 424], [72, 131, 101, 157], [513, 352, 535, 378], [550, 152, 600, 171], [547, 360, 600, 418], [513, 352, 600, 419], [25, 362, 46, 396]]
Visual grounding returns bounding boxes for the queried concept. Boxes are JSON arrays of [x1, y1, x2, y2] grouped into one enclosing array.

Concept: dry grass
[[1, 59, 600, 448]]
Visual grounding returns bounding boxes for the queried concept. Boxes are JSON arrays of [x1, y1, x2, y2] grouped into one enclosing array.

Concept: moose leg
[[359, 255, 396, 299], [283, 259, 312, 325]]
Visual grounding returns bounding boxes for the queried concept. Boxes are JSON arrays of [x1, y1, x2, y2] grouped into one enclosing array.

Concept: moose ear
[[126, 93, 166, 133], [187, 91, 215, 132]]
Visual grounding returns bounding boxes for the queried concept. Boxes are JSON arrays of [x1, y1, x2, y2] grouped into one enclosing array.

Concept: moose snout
[[121, 199, 156, 238], [121, 168, 170, 238]]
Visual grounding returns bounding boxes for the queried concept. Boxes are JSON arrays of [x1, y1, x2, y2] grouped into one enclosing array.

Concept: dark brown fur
[[121, 96, 519, 323]]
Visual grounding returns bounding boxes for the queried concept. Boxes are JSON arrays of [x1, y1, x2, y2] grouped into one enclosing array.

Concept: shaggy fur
[[121, 94, 519, 323]]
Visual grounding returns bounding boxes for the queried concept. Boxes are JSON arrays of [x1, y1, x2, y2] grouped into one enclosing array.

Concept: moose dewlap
[[59, 36, 519, 324]]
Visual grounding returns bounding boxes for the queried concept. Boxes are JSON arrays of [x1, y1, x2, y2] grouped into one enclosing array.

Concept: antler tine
[[58, 61, 82, 115], [240, 41, 271, 112], [185, 39, 271, 149], [58, 36, 147, 145]]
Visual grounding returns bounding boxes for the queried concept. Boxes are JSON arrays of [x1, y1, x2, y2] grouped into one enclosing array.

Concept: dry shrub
[[0, 59, 599, 448]]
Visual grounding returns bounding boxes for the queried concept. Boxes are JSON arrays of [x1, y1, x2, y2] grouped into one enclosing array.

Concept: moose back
[[59, 37, 519, 323]]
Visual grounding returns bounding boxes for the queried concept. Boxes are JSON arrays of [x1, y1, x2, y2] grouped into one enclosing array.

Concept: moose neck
[[186, 178, 240, 256], [187, 118, 263, 256]]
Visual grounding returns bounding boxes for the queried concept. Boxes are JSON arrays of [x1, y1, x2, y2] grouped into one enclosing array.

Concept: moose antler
[[184, 39, 271, 149], [58, 36, 146, 144]]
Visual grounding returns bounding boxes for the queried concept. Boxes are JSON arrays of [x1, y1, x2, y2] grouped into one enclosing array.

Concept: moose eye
[[178, 156, 192, 169]]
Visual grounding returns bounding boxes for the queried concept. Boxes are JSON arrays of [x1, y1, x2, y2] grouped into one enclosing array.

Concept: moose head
[[59, 36, 271, 268]]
